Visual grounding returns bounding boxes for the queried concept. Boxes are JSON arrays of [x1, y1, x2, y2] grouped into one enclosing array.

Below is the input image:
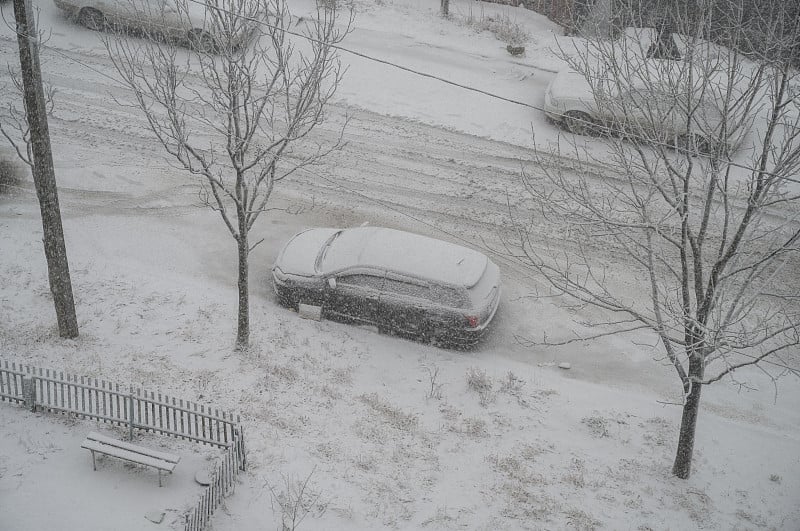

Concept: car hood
[[548, 70, 594, 101], [273, 228, 339, 277]]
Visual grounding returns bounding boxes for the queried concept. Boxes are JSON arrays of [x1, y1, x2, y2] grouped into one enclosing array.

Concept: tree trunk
[[235, 213, 249, 349], [440, 0, 449, 17], [672, 356, 704, 479], [14, 0, 79, 339]]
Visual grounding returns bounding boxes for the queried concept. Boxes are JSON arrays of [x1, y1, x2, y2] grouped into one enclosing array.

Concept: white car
[[544, 29, 745, 153], [272, 227, 501, 347], [53, 0, 256, 51], [544, 63, 737, 153]]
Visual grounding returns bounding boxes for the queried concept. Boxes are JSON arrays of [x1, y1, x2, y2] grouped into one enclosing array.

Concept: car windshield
[[315, 230, 342, 271]]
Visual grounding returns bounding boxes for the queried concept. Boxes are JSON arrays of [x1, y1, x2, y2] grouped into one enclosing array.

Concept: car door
[[595, 76, 621, 124], [138, 0, 182, 36], [96, 0, 155, 31], [379, 274, 434, 337], [324, 272, 384, 326], [653, 90, 687, 138], [618, 87, 651, 135], [94, 0, 136, 24], [620, 87, 679, 140]]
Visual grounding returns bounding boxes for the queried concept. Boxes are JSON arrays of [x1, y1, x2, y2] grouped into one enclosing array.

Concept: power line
[[5, 6, 798, 182], [41, 44, 123, 85], [185, 0, 538, 109]]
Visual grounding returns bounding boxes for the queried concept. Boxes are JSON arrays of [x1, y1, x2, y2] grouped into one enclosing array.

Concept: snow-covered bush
[[463, 11, 530, 47], [465, 366, 495, 406]]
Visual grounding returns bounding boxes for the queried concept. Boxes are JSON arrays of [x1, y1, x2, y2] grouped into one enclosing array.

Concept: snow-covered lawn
[[1, 0, 799, 529]]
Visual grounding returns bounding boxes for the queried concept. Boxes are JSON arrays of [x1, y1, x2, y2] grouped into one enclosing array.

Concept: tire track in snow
[[2, 39, 557, 239], [3, 37, 795, 290]]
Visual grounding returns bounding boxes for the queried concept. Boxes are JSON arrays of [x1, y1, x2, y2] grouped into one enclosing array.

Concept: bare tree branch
[[508, 0, 800, 479], [102, 0, 352, 347]]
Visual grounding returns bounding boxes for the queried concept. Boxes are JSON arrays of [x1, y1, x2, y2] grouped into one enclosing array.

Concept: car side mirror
[[327, 277, 337, 290]]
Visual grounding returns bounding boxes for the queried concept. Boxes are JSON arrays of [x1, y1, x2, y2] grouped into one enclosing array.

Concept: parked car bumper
[[543, 96, 564, 122], [446, 287, 501, 347]]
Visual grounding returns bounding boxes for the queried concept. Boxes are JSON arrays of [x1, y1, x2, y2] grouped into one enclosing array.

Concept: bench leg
[[91, 450, 97, 471], [158, 469, 162, 488]]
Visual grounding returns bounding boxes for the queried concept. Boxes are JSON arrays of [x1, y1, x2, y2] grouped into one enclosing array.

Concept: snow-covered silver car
[[53, 0, 255, 51], [272, 227, 501, 347], [543, 49, 744, 154]]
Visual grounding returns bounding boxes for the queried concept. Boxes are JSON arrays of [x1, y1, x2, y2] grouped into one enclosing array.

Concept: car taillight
[[466, 315, 479, 328]]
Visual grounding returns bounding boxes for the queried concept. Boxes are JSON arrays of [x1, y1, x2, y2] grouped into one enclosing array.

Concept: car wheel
[[78, 7, 106, 32], [563, 111, 597, 136], [188, 29, 217, 53]]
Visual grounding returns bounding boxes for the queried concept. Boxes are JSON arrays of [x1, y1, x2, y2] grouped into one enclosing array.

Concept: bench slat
[[85, 431, 180, 464], [81, 440, 178, 472]]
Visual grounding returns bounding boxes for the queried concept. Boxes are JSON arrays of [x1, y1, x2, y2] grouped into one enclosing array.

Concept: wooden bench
[[81, 431, 180, 487]]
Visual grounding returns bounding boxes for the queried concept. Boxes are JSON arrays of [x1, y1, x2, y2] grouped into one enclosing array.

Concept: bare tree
[[0, 67, 55, 168], [102, 0, 351, 348], [512, 0, 800, 478], [3, 0, 79, 339]]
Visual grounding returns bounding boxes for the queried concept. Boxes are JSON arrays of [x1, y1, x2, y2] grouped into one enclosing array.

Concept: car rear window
[[431, 285, 469, 308], [381, 278, 470, 308], [383, 278, 431, 299]]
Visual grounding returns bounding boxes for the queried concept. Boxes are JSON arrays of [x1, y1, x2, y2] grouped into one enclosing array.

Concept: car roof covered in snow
[[320, 227, 488, 288]]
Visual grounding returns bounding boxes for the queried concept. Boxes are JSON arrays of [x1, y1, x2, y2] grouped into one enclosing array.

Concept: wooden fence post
[[128, 385, 135, 440], [22, 376, 36, 411]]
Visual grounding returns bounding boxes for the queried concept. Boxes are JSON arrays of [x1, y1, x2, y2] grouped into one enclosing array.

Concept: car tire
[[78, 7, 106, 32], [188, 29, 217, 53], [563, 111, 597, 136]]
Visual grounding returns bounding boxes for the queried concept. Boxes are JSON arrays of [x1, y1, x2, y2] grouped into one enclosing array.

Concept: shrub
[[462, 10, 530, 47], [358, 393, 419, 431], [267, 469, 328, 531], [581, 415, 610, 438], [460, 417, 488, 437], [500, 371, 525, 394], [466, 366, 495, 407]]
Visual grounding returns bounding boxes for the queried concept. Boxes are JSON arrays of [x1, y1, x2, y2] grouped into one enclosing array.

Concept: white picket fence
[[0, 360, 246, 531], [184, 426, 246, 531]]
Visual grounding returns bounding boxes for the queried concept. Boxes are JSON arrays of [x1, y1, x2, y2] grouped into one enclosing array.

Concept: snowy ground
[[1, 0, 799, 529]]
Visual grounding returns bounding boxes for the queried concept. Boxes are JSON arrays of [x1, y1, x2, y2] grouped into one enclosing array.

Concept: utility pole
[[13, 0, 79, 338]]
